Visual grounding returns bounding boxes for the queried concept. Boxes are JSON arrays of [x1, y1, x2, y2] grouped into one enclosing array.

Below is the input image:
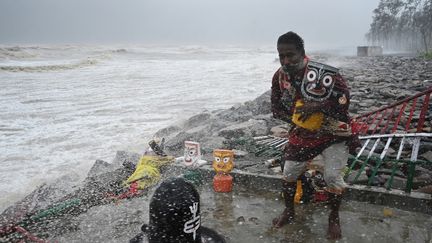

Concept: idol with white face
[[184, 141, 201, 166]]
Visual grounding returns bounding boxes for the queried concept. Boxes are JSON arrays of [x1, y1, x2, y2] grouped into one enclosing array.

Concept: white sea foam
[[0, 44, 278, 211], [0, 58, 99, 72]]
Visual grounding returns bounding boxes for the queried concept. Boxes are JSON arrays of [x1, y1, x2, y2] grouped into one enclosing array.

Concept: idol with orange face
[[212, 149, 234, 174]]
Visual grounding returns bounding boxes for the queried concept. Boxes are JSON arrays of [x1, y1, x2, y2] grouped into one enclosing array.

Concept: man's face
[[277, 43, 304, 76]]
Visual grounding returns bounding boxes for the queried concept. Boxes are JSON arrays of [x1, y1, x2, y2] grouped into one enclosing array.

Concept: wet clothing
[[271, 61, 352, 162], [282, 142, 349, 194], [271, 59, 354, 193]]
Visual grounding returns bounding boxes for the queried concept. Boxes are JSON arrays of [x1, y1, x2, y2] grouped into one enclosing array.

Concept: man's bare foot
[[272, 208, 294, 228], [327, 221, 341, 240]]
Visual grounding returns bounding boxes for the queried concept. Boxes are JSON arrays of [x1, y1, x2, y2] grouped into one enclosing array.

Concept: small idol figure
[[175, 141, 207, 167], [212, 149, 234, 192]]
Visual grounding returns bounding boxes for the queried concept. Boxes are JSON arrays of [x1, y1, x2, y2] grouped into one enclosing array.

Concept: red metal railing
[[352, 86, 432, 135], [347, 86, 432, 193]]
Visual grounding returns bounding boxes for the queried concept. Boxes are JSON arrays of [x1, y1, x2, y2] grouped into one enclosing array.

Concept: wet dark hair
[[130, 177, 226, 243], [148, 178, 202, 243], [277, 31, 305, 55]]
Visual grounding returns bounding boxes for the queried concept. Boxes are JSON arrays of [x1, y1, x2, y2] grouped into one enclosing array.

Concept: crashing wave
[[110, 48, 127, 53], [0, 46, 37, 59], [0, 58, 98, 72]]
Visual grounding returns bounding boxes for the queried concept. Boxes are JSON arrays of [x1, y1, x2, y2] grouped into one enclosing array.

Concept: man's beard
[[282, 59, 306, 77], [282, 62, 303, 76]]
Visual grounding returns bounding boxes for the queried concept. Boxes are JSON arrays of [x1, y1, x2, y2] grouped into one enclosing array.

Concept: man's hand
[[295, 101, 322, 122]]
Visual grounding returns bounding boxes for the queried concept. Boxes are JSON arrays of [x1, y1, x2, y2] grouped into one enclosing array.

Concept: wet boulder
[[218, 119, 268, 139], [112, 151, 141, 170]]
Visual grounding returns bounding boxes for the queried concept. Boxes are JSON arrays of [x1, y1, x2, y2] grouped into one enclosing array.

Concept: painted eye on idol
[[215, 157, 221, 162], [322, 75, 333, 87], [223, 157, 230, 163], [189, 150, 195, 155], [306, 70, 317, 82]]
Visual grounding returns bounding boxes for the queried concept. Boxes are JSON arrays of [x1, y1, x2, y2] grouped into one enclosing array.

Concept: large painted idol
[[300, 60, 339, 102], [292, 61, 346, 131]]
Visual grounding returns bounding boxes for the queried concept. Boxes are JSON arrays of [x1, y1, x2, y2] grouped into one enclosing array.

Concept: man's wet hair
[[147, 178, 201, 242], [277, 31, 305, 55]]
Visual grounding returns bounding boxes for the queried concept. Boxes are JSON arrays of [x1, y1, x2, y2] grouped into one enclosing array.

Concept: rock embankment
[[339, 55, 432, 116]]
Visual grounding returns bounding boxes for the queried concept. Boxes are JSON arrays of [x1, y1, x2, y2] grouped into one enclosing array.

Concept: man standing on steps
[[270, 31, 355, 240]]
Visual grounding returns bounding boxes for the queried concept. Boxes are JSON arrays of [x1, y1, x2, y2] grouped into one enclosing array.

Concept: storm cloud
[[0, 0, 378, 49]]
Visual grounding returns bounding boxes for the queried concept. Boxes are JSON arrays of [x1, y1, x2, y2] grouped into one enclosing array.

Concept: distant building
[[357, 46, 383, 56]]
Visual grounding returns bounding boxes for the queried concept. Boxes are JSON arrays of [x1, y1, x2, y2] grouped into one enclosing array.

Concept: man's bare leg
[[327, 193, 342, 240], [272, 181, 296, 228]]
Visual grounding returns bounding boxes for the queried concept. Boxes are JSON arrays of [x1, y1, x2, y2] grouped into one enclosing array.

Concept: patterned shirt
[[271, 59, 352, 161]]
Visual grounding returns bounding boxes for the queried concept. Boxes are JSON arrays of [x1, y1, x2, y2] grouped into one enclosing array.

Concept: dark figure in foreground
[[130, 177, 226, 243], [271, 31, 355, 240]]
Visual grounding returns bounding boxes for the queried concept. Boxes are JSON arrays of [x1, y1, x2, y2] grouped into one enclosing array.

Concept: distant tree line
[[366, 0, 432, 52]]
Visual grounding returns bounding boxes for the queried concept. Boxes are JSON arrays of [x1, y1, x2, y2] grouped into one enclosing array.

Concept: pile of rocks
[[339, 55, 432, 116]]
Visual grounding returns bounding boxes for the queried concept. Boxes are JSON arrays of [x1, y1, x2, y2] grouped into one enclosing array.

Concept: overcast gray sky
[[0, 0, 379, 49]]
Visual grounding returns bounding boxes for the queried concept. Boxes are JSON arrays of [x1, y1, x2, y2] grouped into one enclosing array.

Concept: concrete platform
[[187, 164, 432, 215], [4, 163, 431, 243], [52, 164, 432, 243]]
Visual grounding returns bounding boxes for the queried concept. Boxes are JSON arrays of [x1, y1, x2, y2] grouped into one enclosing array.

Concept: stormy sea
[[0, 44, 281, 211]]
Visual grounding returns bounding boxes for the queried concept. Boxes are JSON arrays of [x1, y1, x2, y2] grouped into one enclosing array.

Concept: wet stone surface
[[53, 180, 432, 243]]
